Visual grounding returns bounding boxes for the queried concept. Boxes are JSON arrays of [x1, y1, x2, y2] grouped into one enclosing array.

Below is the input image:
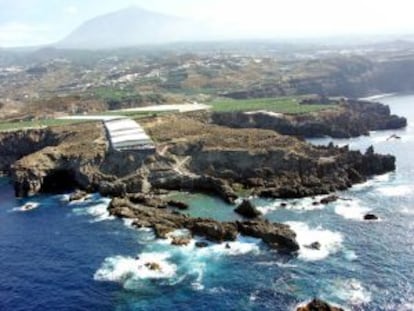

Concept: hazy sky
[[0, 0, 413, 47]]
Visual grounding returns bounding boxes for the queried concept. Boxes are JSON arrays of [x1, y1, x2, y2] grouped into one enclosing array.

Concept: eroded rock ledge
[[108, 197, 300, 253]]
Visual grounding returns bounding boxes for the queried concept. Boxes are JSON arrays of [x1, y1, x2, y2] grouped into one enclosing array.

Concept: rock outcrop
[[211, 99, 407, 138], [108, 197, 300, 253], [364, 213, 379, 220], [0, 128, 62, 174], [297, 299, 344, 311], [234, 200, 261, 218]]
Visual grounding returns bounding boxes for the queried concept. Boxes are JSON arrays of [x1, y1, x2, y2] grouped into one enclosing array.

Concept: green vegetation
[[211, 97, 337, 114], [94, 87, 165, 110], [0, 119, 86, 132], [94, 87, 143, 110]]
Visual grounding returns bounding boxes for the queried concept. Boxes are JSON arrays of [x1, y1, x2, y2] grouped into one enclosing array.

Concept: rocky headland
[[211, 98, 407, 138], [1, 108, 398, 201]]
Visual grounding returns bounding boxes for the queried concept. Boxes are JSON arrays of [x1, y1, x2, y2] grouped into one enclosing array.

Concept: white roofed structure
[[104, 117, 154, 151]]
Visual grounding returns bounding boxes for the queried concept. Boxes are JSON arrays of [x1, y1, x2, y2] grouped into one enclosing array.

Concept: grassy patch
[[0, 119, 86, 132], [211, 97, 337, 114]]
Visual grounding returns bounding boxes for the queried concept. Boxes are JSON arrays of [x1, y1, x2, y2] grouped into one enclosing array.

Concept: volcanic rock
[[237, 220, 299, 253], [320, 195, 339, 205], [234, 200, 261, 218], [171, 236, 191, 246], [195, 241, 209, 248], [108, 197, 299, 253], [69, 190, 88, 202], [145, 262, 162, 271], [297, 298, 344, 311], [168, 200, 189, 210], [305, 242, 321, 250], [364, 213, 379, 220]]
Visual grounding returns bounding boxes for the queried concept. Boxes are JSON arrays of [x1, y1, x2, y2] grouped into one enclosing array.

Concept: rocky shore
[[108, 196, 300, 253], [211, 98, 407, 138]]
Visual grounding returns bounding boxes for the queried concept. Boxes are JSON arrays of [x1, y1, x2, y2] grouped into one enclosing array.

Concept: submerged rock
[[69, 190, 88, 202], [305, 242, 321, 250], [145, 262, 162, 271], [320, 195, 339, 205], [171, 236, 191, 246], [195, 241, 209, 248], [234, 199, 261, 218], [364, 213, 379, 220], [297, 298, 344, 311], [168, 200, 189, 210]]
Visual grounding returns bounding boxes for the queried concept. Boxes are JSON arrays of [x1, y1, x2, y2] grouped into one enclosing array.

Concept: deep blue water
[[1, 94, 414, 311]]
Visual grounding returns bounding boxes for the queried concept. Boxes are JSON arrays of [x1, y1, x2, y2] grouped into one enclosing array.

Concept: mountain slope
[[57, 7, 211, 49]]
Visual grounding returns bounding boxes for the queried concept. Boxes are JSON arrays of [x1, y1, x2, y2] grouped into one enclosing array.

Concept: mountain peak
[[57, 7, 210, 49]]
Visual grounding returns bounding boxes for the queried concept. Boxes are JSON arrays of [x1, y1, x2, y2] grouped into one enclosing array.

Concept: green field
[[0, 119, 86, 132], [211, 97, 337, 114]]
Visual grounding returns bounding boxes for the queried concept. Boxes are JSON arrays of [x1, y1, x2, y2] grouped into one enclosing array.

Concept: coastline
[[0, 94, 413, 310]]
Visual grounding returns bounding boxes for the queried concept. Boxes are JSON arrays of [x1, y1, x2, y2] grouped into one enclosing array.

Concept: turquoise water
[[0, 94, 414, 310]]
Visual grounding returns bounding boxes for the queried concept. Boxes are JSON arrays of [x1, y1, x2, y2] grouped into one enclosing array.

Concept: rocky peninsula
[[0, 99, 405, 253]]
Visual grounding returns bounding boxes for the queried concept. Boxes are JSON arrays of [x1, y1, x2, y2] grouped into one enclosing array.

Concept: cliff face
[[211, 99, 407, 138], [0, 129, 62, 174], [10, 122, 108, 197]]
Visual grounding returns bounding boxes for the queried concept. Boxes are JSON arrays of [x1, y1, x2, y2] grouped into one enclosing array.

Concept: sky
[[0, 0, 414, 47]]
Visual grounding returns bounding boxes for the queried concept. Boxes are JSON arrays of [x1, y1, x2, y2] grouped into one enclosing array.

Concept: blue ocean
[[1, 94, 413, 311]]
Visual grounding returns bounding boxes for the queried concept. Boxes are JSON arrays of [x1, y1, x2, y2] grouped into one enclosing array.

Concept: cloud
[[0, 22, 52, 47]]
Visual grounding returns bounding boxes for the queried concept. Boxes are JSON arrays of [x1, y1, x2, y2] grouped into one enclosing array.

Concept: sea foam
[[71, 195, 114, 222], [331, 279, 372, 306], [334, 199, 371, 221], [257, 196, 326, 215], [286, 222, 343, 261], [94, 252, 177, 288], [375, 185, 413, 197]]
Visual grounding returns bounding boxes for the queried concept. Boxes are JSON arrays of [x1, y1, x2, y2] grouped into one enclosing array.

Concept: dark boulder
[[189, 221, 238, 242], [320, 195, 339, 205], [237, 220, 299, 253], [171, 236, 191, 246], [168, 200, 189, 210], [145, 262, 162, 271], [69, 190, 88, 202], [305, 242, 321, 250], [195, 241, 209, 248], [297, 298, 344, 311], [364, 213, 379, 220], [234, 199, 262, 218]]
